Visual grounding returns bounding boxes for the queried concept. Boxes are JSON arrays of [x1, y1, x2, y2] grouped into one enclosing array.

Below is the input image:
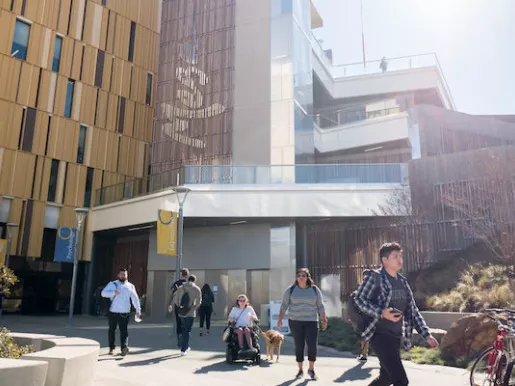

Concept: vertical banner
[[54, 227, 77, 263], [0, 239, 6, 266], [157, 210, 178, 256]]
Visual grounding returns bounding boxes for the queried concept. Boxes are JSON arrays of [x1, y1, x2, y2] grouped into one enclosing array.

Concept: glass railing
[[315, 106, 402, 129], [94, 164, 408, 206]]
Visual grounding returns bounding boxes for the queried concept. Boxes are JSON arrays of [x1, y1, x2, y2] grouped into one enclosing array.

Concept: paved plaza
[[2, 315, 469, 385]]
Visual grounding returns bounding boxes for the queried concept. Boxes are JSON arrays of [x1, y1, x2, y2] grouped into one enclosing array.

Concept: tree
[[373, 188, 434, 274], [0, 267, 18, 297], [440, 153, 515, 266]]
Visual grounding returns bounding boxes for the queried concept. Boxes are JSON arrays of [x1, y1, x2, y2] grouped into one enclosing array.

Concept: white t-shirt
[[228, 306, 257, 328]]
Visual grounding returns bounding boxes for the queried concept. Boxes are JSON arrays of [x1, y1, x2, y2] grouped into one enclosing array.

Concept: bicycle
[[470, 309, 515, 386]]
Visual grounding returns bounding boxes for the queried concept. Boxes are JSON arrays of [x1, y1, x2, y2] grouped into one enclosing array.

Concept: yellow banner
[[157, 210, 178, 256], [0, 239, 6, 266]]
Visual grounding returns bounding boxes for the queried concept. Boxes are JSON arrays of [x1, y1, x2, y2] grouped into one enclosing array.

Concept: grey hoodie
[[171, 281, 201, 318]]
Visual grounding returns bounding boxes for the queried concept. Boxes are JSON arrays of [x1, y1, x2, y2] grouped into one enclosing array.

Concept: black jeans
[[198, 306, 213, 330], [175, 310, 183, 344], [289, 319, 318, 362], [369, 333, 408, 386], [180, 316, 194, 352], [108, 312, 130, 351]]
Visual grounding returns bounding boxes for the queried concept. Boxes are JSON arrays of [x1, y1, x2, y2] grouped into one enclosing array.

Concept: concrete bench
[[5, 333, 100, 386], [0, 358, 48, 386]]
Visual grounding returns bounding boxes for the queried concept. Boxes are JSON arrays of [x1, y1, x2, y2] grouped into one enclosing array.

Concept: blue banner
[[54, 227, 77, 263]]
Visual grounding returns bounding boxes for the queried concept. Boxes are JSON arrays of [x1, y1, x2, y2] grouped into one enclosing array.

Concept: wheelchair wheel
[[226, 346, 233, 364]]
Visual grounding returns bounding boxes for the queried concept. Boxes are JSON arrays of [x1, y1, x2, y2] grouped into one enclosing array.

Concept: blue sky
[[313, 0, 515, 115]]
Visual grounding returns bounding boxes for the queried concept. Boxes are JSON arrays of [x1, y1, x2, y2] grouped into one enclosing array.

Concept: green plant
[[400, 346, 471, 369], [318, 317, 361, 353], [0, 267, 18, 296], [0, 328, 34, 359]]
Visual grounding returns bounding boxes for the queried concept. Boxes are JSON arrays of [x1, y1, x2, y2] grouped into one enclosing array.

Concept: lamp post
[[68, 208, 88, 327], [4, 223, 19, 268], [174, 187, 190, 280]]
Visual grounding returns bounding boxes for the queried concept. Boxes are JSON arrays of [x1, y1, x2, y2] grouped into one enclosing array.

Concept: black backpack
[[178, 290, 191, 317], [347, 272, 380, 334], [201, 291, 213, 307]]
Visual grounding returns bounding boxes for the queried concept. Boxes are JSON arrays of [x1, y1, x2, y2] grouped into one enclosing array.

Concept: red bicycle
[[470, 309, 515, 386]]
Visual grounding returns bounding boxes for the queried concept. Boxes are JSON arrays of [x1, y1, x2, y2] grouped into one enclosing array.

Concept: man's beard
[[119, 278, 126, 283]]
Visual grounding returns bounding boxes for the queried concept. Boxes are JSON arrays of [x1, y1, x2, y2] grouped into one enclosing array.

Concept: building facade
[[0, 0, 160, 313]]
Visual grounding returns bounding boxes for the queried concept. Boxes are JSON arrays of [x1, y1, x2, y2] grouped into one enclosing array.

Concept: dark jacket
[[354, 268, 430, 350]]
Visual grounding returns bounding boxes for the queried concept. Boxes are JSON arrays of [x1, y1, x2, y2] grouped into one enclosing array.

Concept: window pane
[[128, 22, 136, 62], [12, 20, 30, 60], [84, 167, 94, 207], [47, 159, 59, 202], [94, 50, 105, 88], [64, 79, 75, 118], [52, 36, 62, 72], [146, 73, 153, 105], [77, 125, 87, 164]]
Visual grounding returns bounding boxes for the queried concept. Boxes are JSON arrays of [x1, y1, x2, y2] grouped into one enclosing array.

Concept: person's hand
[[115, 289, 121, 295], [382, 308, 402, 322], [426, 335, 439, 349], [321, 319, 327, 331], [168, 305, 173, 313], [277, 319, 283, 330]]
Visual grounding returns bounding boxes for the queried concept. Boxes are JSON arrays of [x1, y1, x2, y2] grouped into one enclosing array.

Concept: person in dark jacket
[[198, 283, 215, 336], [170, 268, 189, 347]]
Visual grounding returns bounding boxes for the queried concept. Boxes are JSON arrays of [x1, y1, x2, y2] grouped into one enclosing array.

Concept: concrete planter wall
[[420, 311, 477, 330], [0, 333, 100, 386]]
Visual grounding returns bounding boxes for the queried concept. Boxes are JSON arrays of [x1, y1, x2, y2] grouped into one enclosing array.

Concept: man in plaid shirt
[[354, 242, 439, 386]]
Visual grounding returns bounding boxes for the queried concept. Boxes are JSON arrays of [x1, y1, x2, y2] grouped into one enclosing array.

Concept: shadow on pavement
[[118, 353, 183, 367], [334, 363, 378, 382], [194, 359, 271, 374], [275, 380, 309, 386]]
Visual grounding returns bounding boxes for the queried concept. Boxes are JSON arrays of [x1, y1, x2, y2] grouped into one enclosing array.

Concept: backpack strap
[[289, 285, 318, 303]]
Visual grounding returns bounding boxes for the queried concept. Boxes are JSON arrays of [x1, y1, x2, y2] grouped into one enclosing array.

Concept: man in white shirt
[[101, 268, 141, 356]]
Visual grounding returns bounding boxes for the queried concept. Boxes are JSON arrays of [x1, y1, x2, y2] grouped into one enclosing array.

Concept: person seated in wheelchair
[[228, 294, 259, 355]]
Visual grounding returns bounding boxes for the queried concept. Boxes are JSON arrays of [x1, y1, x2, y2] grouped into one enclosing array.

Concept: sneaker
[[206, 330, 210, 336], [308, 368, 318, 381], [357, 354, 368, 363], [108, 349, 114, 355], [121, 347, 129, 357], [295, 370, 304, 380], [200, 329, 204, 336], [181, 347, 191, 356]]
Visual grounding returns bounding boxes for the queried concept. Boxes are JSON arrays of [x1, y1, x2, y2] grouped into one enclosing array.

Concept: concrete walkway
[[1, 315, 469, 385]]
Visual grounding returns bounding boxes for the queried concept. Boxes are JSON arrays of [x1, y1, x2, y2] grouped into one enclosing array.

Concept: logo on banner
[[0, 239, 6, 266], [157, 210, 178, 256], [54, 227, 77, 263]]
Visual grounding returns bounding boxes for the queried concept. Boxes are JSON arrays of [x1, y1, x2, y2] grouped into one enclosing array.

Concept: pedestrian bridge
[[90, 164, 408, 232]]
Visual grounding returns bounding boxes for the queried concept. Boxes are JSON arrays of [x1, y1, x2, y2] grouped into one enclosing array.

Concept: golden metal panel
[[57, 0, 71, 34], [52, 75, 68, 117], [26, 21, 43, 67], [59, 37, 73, 78], [27, 64, 40, 108], [117, 135, 129, 175], [0, 148, 15, 195], [32, 155, 45, 200], [12, 151, 36, 198], [64, 163, 78, 206], [7, 198, 22, 254], [127, 137, 136, 177], [32, 111, 49, 156], [76, 165, 87, 206], [120, 61, 130, 98], [58, 205, 75, 228], [71, 42, 84, 80], [39, 157, 52, 201], [124, 100, 135, 137], [27, 200, 45, 258], [95, 90, 107, 128], [102, 54, 113, 91], [0, 10, 16, 56], [105, 93, 118, 131], [37, 70, 51, 110], [99, 7, 109, 50]]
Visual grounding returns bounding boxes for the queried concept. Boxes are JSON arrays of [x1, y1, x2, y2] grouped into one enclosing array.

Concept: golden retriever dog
[[261, 330, 284, 362]]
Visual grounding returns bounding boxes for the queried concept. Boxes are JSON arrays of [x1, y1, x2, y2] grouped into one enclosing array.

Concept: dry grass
[[426, 264, 514, 312]]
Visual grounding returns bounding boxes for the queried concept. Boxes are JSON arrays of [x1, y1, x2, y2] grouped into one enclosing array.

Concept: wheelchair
[[225, 321, 261, 365]]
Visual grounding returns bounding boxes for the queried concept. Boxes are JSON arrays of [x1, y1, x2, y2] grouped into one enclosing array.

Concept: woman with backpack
[[277, 268, 327, 381], [199, 283, 215, 336]]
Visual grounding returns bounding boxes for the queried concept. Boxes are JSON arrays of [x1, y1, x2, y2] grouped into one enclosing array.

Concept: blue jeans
[[180, 316, 194, 352]]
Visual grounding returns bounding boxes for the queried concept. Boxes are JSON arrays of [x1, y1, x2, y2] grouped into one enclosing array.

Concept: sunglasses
[[238, 299, 246, 302], [297, 274, 307, 278]]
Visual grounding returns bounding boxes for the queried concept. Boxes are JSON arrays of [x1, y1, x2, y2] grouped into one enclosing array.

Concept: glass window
[[12, 20, 30, 61], [64, 79, 75, 118], [47, 159, 60, 202], [281, 0, 292, 14], [146, 73, 153, 106], [128, 22, 136, 62], [77, 125, 87, 164], [52, 36, 62, 72], [84, 167, 94, 207]]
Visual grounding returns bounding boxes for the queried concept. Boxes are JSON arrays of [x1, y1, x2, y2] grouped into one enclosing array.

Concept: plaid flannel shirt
[[354, 268, 430, 350]]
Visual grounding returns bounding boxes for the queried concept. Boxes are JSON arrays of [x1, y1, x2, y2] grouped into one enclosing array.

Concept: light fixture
[[229, 221, 247, 225], [364, 146, 384, 152]]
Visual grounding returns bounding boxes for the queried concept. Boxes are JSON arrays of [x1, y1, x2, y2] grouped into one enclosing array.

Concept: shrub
[[400, 346, 471, 369], [0, 328, 34, 359], [426, 264, 514, 313], [0, 266, 18, 296], [317, 317, 361, 353]]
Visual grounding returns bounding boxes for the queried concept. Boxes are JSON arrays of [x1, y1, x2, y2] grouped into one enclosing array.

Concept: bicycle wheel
[[470, 347, 505, 386]]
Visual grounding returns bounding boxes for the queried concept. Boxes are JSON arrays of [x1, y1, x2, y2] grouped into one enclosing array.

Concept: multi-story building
[[0, 0, 160, 313], [87, 0, 460, 320]]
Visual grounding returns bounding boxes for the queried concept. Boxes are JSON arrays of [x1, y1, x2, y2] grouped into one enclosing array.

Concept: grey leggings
[[289, 319, 318, 362]]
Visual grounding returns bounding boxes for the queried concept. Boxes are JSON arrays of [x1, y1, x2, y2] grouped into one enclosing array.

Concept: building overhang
[[90, 184, 408, 233]]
